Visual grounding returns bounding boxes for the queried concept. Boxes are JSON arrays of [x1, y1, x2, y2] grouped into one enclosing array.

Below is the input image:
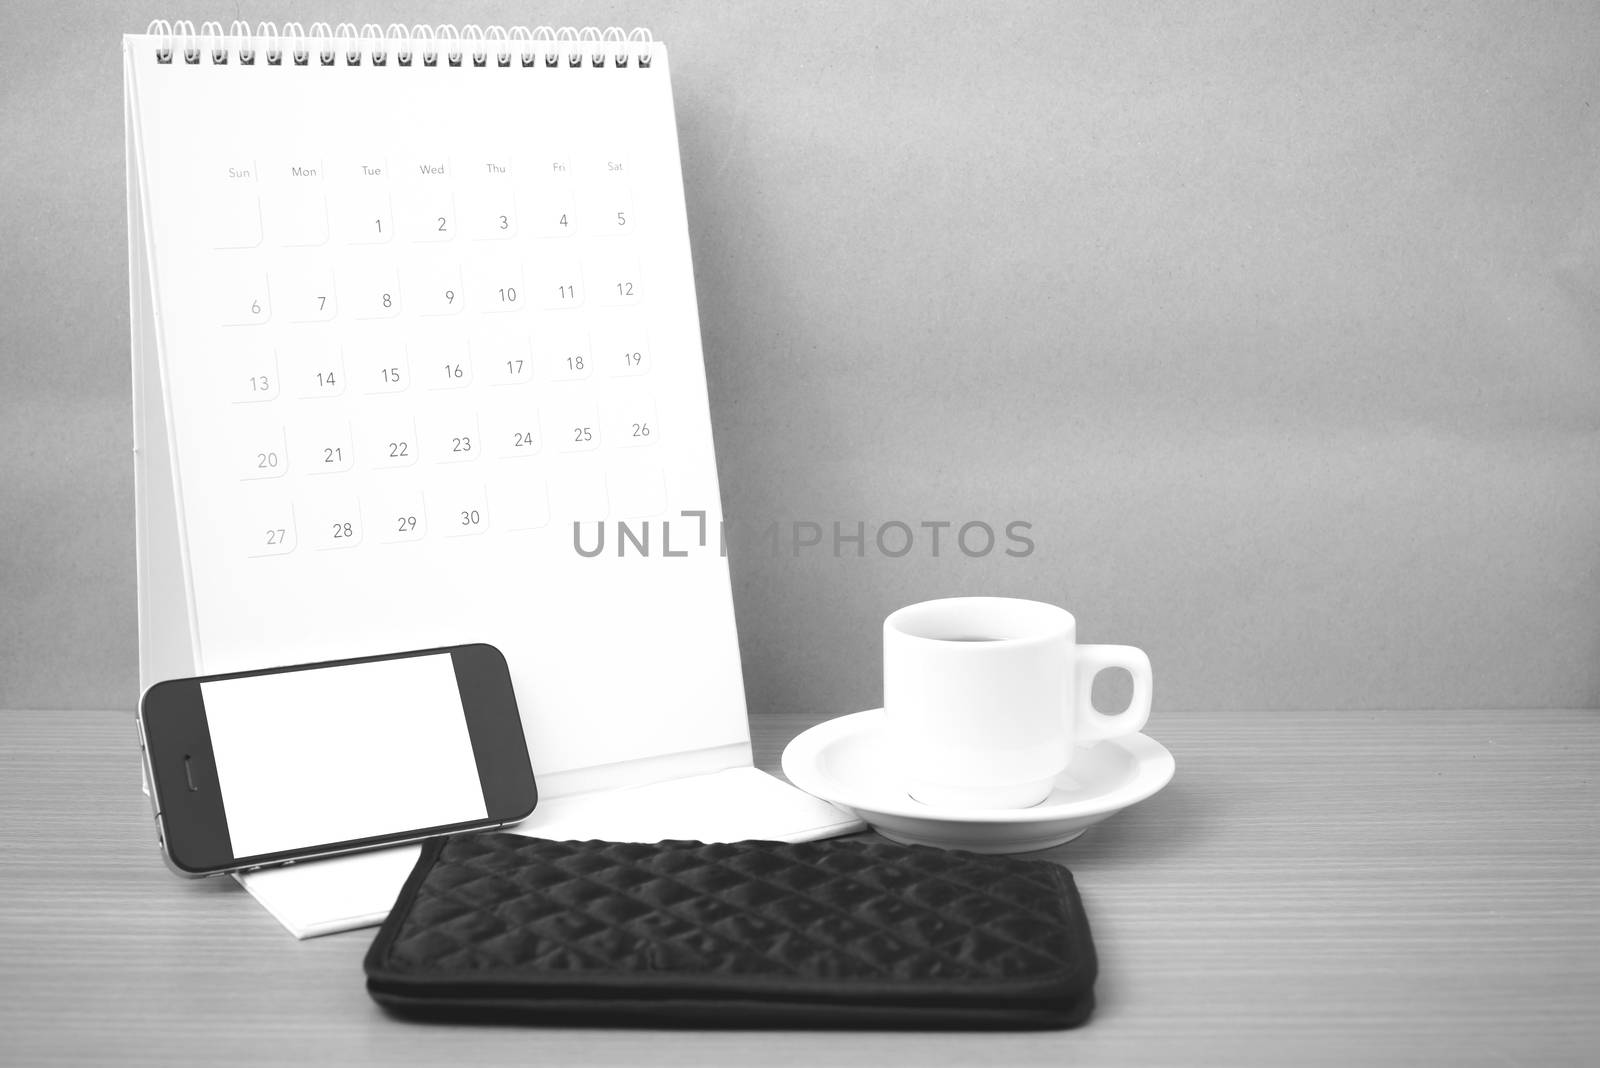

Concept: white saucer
[[781, 710, 1176, 853]]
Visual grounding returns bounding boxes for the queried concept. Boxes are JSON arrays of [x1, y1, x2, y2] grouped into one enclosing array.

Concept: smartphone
[[137, 643, 536, 877]]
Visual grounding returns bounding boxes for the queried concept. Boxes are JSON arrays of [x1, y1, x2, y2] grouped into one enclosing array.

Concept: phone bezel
[[138, 643, 536, 876]]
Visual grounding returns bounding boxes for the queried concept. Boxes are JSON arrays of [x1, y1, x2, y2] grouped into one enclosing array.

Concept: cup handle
[[1074, 645, 1153, 745]]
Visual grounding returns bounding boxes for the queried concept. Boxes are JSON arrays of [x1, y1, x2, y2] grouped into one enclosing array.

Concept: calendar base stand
[[237, 765, 864, 938]]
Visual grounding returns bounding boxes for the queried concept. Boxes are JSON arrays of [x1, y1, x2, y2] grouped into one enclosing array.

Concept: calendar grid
[[210, 150, 664, 559]]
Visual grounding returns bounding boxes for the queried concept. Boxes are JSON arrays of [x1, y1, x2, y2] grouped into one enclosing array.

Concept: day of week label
[[327, 159, 387, 181]]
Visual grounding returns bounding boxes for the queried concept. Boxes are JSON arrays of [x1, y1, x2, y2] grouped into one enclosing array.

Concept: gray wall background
[[2, 1, 1597, 715]]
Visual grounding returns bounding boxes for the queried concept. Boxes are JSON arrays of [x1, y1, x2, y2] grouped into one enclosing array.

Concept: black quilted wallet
[[364, 832, 1098, 1029]]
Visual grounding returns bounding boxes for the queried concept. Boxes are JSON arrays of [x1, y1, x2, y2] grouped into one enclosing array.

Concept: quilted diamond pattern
[[365, 833, 1097, 1028]]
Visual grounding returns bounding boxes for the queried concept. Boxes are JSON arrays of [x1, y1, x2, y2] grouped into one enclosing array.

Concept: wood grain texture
[[1, 708, 1596, 1066]]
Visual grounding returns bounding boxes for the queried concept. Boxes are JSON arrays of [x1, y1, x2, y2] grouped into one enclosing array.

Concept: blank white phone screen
[[202, 654, 488, 858]]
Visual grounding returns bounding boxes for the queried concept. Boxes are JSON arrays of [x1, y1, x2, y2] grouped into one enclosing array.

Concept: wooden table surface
[[1, 708, 1596, 1066]]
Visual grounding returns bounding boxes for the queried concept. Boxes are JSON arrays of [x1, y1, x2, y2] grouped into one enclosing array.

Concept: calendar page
[[125, 31, 748, 777]]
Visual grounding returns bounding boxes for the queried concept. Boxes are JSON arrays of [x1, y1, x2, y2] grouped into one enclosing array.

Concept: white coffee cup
[[883, 597, 1153, 809]]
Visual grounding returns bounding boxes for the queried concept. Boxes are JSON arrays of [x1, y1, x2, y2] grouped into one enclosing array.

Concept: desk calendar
[[126, 21, 859, 936]]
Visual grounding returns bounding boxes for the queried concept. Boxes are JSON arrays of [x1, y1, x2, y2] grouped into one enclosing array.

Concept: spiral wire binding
[[145, 18, 654, 69], [281, 21, 306, 65], [437, 24, 462, 67], [200, 20, 224, 63], [361, 23, 384, 65], [509, 27, 534, 67], [462, 24, 485, 67], [258, 21, 281, 65], [556, 27, 579, 67], [334, 22, 358, 65], [229, 20, 252, 63], [485, 27, 510, 67], [309, 22, 334, 66]]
